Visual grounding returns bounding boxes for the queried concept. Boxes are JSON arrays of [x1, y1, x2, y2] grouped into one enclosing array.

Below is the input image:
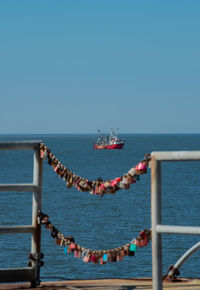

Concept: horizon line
[[0, 132, 200, 135]]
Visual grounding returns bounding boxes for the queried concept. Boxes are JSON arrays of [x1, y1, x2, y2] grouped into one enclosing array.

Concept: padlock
[[83, 254, 90, 263], [128, 167, 136, 177], [123, 245, 129, 255], [47, 158, 53, 165], [140, 239, 148, 247], [62, 171, 68, 181], [75, 178, 81, 187], [120, 249, 126, 257], [90, 187, 95, 194], [122, 175, 130, 189], [66, 236, 75, 244], [109, 187, 116, 194], [109, 251, 117, 262], [86, 181, 92, 191], [74, 250, 79, 258], [99, 183, 106, 192], [116, 250, 124, 261], [40, 214, 49, 225], [102, 253, 108, 262], [128, 243, 135, 256], [81, 180, 88, 191], [56, 239, 63, 246], [42, 150, 48, 160], [95, 186, 101, 195], [59, 168, 66, 178], [59, 236, 64, 246], [135, 162, 147, 174], [78, 179, 85, 191], [104, 181, 111, 188], [77, 250, 82, 258], [45, 222, 51, 229], [126, 174, 135, 184], [69, 243, 76, 251], [66, 174, 73, 188], [139, 230, 147, 240], [100, 257, 105, 264], [119, 181, 125, 189], [134, 239, 141, 247], [72, 175, 78, 186], [110, 177, 121, 187], [117, 253, 124, 261], [51, 226, 58, 239], [40, 150, 44, 158], [54, 164, 60, 174], [90, 254, 98, 264], [129, 243, 137, 252]]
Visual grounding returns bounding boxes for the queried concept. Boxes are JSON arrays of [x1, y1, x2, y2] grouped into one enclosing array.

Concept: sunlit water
[[0, 134, 200, 280]]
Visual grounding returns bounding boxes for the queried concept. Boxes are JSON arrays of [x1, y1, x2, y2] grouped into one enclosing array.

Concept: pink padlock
[[95, 186, 100, 195], [110, 177, 121, 187], [100, 257, 106, 264], [74, 250, 79, 257], [140, 239, 148, 247], [135, 162, 147, 172], [90, 254, 97, 263], [139, 230, 147, 240], [83, 255, 90, 263], [99, 183, 106, 191], [134, 239, 141, 247], [69, 243, 76, 250]]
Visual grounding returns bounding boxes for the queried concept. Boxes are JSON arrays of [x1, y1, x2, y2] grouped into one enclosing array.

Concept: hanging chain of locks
[[37, 211, 151, 264], [38, 143, 151, 264], [40, 143, 151, 196]]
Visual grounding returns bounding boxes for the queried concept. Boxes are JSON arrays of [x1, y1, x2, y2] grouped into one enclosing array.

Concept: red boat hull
[[94, 143, 124, 150]]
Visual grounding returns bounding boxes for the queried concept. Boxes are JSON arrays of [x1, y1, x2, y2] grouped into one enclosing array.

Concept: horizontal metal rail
[[156, 225, 200, 235], [0, 140, 42, 150], [0, 184, 39, 192], [0, 267, 35, 283], [0, 225, 35, 234], [151, 151, 200, 161]]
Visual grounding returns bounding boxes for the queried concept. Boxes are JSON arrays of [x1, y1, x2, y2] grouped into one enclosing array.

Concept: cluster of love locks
[[40, 143, 151, 196], [38, 143, 151, 265], [38, 211, 151, 265]]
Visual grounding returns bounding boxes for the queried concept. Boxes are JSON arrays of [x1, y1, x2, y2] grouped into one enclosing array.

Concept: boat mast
[[116, 128, 119, 139]]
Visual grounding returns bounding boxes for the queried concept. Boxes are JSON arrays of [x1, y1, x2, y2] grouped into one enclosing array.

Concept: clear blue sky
[[0, 0, 200, 134]]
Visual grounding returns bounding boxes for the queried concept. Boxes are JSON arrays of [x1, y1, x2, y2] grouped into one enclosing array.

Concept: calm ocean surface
[[0, 134, 200, 280]]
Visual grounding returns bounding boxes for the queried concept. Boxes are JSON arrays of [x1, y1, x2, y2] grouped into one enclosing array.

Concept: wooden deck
[[1, 278, 200, 290]]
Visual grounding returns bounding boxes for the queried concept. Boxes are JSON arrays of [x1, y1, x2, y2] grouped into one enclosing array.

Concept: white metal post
[[31, 145, 43, 286], [0, 141, 43, 285], [151, 158, 162, 290]]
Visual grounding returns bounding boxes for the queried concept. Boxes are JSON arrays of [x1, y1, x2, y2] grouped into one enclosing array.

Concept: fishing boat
[[93, 129, 125, 149]]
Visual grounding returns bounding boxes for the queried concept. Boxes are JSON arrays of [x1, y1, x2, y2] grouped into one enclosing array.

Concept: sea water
[[0, 134, 200, 280]]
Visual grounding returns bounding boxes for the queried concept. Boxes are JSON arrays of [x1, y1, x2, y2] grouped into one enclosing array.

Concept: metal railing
[[151, 151, 200, 290], [0, 141, 43, 287]]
